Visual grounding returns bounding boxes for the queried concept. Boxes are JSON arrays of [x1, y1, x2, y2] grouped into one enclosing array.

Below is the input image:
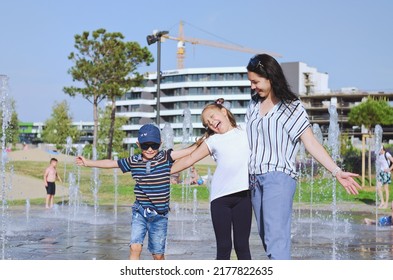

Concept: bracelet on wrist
[[332, 167, 341, 177]]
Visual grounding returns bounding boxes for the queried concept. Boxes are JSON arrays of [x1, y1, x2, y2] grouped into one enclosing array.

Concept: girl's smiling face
[[202, 107, 233, 134]]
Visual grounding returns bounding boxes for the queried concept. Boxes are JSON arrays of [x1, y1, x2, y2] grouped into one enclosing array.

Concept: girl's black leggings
[[210, 190, 252, 260]]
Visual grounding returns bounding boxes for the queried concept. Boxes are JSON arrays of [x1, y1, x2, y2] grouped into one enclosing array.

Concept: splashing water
[[25, 199, 30, 224], [91, 147, 101, 219], [328, 104, 340, 259], [374, 124, 383, 176], [68, 172, 81, 219], [182, 107, 193, 144], [76, 144, 83, 187], [328, 105, 340, 161], [297, 142, 306, 218], [374, 125, 383, 160], [374, 124, 383, 227], [0, 75, 12, 260], [191, 188, 198, 235], [179, 110, 195, 214], [309, 123, 324, 245], [313, 123, 323, 144], [205, 167, 212, 196], [63, 136, 73, 183], [162, 122, 174, 150], [113, 155, 118, 219]]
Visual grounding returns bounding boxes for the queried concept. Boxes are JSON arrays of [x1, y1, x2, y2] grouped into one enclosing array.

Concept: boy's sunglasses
[[140, 142, 160, 150]]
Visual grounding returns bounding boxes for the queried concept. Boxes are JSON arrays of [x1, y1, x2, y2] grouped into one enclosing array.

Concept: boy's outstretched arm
[[171, 142, 210, 174], [75, 156, 119, 169]]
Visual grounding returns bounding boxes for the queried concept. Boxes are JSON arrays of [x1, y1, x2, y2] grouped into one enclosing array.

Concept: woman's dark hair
[[247, 54, 299, 103]]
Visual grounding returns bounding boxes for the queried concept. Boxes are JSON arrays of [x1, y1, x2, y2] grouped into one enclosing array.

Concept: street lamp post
[[147, 30, 168, 127]]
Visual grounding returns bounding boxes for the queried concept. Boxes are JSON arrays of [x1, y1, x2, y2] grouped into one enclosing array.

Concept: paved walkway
[[3, 148, 393, 260], [2, 202, 393, 260]]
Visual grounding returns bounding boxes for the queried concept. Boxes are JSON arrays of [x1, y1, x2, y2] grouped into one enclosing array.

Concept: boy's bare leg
[[152, 254, 165, 260], [129, 244, 142, 260], [49, 195, 54, 208], [45, 195, 50, 208]]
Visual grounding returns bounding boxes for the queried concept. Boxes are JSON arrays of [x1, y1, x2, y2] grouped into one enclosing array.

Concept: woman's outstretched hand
[[336, 171, 362, 195]]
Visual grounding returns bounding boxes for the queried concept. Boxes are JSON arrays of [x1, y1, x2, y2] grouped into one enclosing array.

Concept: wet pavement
[[1, 203, 393, 260]]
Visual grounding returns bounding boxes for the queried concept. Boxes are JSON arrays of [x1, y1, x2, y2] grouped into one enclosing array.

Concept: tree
[[348, 96, 393, 132], [63, 28, 153, 158], [348, 97, 393, 186], [96, 105, 128, 159], [42, 100, 79, 150]]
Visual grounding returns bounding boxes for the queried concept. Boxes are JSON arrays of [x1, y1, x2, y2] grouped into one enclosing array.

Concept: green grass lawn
[[295, 176, 379, 206], [9, 160, 383, 207]]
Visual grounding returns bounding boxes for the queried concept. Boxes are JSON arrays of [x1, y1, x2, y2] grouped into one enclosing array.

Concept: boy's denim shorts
[[130, 202, 169, 255]]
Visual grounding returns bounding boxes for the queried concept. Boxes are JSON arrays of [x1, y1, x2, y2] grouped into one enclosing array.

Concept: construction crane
[[162, 21, 282, 69]]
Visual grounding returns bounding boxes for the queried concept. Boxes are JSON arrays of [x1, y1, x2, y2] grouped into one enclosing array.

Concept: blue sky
[[1, 0, 392, 122]]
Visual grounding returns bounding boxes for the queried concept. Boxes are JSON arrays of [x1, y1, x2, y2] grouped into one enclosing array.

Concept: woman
[[245, 54, 361, 260]]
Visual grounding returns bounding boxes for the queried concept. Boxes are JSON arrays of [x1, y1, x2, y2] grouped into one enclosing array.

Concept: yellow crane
[[162, 21, 282, 69]]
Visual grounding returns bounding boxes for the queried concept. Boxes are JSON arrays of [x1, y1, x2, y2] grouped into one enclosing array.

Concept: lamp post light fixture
[[147, 30, 168, 127]]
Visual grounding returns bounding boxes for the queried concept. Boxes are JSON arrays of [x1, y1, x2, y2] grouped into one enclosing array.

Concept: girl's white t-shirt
[[205, 128, 250, 202]]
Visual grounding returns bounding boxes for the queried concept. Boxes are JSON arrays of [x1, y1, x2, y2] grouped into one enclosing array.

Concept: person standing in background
[[376, 145, 393, 208], [44, 158, 62, 209]]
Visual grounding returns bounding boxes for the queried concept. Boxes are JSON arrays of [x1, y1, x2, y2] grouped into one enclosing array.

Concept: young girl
[[171, 99, 252, 260]]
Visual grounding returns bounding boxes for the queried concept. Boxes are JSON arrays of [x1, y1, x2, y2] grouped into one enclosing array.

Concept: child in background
[[44, 158, 62, 209]]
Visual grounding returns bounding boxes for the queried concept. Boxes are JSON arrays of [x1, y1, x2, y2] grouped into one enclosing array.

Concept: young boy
[[75, 123, 195, 260], [44, 158, 62, 209]]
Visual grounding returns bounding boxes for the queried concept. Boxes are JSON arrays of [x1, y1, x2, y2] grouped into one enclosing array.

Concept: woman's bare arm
[[300, 127, 361, 194]]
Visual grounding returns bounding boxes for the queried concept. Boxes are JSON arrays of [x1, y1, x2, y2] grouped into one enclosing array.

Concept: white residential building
[[114, 62, 331, 147]]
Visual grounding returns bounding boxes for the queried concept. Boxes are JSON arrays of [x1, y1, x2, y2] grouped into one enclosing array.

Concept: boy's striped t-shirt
[[117, 149, 173, 214]]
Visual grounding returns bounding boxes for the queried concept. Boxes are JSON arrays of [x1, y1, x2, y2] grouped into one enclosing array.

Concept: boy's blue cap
[[138, 124, 161, 144]]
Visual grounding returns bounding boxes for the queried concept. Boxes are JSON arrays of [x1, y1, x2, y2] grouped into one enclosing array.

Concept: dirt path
[[8, 173, 68, 200], [5, 148, 70, 201]]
